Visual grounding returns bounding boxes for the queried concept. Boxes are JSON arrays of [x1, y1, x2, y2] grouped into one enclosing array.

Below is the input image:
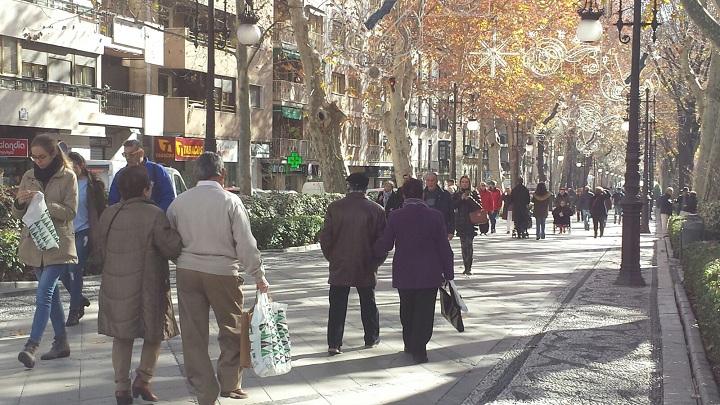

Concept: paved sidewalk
[[0, 220, 714, 404]]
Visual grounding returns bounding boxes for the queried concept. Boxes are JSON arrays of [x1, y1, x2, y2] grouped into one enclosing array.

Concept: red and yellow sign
[[154, 137, 175, 162], [175, 137, 204, 161]]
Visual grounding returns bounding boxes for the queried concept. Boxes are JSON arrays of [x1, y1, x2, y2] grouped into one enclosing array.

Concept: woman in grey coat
[[96, 166, 182, 405]]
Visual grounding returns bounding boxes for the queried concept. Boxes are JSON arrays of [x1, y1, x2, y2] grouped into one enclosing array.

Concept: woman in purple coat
[[374, 178, 454, 364]]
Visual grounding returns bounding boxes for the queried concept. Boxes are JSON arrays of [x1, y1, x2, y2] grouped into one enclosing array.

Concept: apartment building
[[0, 0, 273, 188], [265, 0, 393, 191]]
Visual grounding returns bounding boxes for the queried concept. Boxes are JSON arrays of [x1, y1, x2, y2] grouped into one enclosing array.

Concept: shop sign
[[217, 140, 238, 163], [0, 138, 29, 157], [154, 137, 175, 162], [175, 137, 204, 161]]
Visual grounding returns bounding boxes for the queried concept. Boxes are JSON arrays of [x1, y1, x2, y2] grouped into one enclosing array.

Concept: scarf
[[34, 155, 63, 189]]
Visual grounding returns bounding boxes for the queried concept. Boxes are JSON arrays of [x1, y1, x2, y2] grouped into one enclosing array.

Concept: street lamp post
[[641, 87, 651, 233], [451, 83, 459, 180], [205, 0, 217, 152], [576, 0, 660, 286]]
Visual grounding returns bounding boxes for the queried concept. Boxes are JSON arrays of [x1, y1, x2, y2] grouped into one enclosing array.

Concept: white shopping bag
[[22, 192, 59, 251], [448, 280, 468, 313], [249, 292, 292, 377]]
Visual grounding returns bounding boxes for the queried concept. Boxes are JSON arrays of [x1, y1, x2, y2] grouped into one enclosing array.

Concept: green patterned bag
[[249, 291, 292, 377], [22, 192, 60, 251]]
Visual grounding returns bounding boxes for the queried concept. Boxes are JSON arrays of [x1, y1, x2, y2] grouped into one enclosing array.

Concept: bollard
[[680, 214, 704, 258]]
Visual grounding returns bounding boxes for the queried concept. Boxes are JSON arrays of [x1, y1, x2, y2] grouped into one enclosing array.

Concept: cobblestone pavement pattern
[[0, 220, 663, 404]]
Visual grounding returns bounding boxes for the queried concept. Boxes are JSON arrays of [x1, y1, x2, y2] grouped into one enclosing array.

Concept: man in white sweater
[[167, 152, 269, 405]]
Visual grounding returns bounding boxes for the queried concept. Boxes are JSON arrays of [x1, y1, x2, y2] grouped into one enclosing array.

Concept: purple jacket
[[374, 199, 454, 289]]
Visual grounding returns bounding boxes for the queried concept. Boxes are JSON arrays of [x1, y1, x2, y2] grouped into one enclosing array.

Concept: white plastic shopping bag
[[22, 192, 59, 251], [249, 291, 292, 377], [448, 280, 468, 313]]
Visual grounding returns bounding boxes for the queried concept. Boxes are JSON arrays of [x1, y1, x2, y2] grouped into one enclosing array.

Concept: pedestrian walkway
[[0, 220, 713, 404]]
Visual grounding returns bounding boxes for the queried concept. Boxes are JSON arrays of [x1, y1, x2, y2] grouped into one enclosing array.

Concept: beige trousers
[[177, 268, 245, 405], [112, 338, 161, 391]]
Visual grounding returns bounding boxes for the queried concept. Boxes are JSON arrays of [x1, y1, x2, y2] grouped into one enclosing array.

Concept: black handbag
[[439, 282, 464, 332]]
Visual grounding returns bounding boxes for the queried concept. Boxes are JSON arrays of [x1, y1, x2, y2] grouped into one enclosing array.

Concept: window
[[158, 72, 171, 96], [0, 37, 18, 75], [420, 99, 429, 128], [331, 72, 345, 94], [74, 55, 96, 87], [48, 57, 72, 84], [347, 74, 360, 97], [250, 84, 262, 108], [214, 77, 235, 111], [348, 125, 361, 146], [331, 20, 346, 47], [22, 49, 47, 81], [368, 128, 380, 146]]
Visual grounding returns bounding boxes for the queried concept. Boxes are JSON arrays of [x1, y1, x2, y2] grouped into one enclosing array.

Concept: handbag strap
[[102, 203, 125, 252], [467, 192, 483, 210]]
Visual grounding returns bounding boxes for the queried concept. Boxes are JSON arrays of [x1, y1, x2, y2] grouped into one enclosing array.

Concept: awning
[[273, 48, 301, 61], [274, 106, 303, 121]]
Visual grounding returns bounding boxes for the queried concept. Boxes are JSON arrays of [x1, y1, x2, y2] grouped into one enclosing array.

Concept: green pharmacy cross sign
[[287, 151, 303, 169]]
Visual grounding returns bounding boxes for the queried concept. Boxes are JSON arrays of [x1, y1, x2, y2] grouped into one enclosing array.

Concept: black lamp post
[[577, 0, 660, 286]]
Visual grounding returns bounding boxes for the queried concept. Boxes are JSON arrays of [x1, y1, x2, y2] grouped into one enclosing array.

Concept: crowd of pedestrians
[[12, 134, 696, 403]]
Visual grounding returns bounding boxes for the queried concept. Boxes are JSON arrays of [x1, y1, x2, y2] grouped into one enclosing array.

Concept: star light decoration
[[468, 30, 520, 78]]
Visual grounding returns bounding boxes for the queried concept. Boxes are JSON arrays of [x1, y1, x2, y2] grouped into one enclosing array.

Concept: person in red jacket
[[479, 181, 504, 233]]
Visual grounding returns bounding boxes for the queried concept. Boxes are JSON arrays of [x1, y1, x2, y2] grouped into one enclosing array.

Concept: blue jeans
[[30, 264, 70, 343], [60, 229, 89, 310], [582, 210, 591, 230], [535, 217, 546, 238], [489, 211, 498, 232]]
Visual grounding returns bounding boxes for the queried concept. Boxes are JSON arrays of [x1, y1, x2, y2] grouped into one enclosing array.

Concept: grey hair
[[424, 172, 438, 180], [195, 152, 224, 180], [123, 139, 142, 149]]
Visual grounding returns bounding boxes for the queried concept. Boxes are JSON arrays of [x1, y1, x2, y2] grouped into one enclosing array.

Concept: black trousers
[[327, 286, 379, 349], [459, 236, 474, 271], [593, 217, 606, 236], [398, 288, 438, 356]]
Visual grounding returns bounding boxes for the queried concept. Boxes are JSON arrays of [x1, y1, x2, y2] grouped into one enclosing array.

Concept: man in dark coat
[[319, 173, 387, 356], [423, 172, 455, 239], [612, 188, 625, 224], [657, 187, 674, 236], [375, 180, 404, 216], [577, 186, 595, 231], [510, 177, 531, 238], [590, 187, 610, 238]]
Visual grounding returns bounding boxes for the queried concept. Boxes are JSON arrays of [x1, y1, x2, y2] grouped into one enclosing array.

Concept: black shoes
[[412, 353, 429, 364], [328, 347, 342, 356], [364, 339, 380, 349], [40, 335, 70, 360], [66, 309, 83, 326]]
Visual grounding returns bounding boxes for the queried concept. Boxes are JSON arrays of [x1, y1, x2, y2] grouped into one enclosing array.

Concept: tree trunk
[[677, 101, 700, 190], [382, 31, 414, 186], [507, 120, 520, 186], [235, 0, 252, 195], [694, 50, 720, 200], [537, 138, 546, 183], [487, 121, 503, 185], [288, 0, 347, 193]]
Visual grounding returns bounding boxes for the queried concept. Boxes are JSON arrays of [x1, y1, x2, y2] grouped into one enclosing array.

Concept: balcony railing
[[272, 23, 324, 53], [273, 80, 307, 104], [22, 0, 97, 20], [0, 75, 145, 118], [103, 90, 144, 118], [272, 138, 313, 160]]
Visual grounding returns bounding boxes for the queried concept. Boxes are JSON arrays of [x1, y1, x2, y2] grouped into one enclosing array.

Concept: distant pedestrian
[[446, 179, 458, 194], [375, 180, 403, 216], [603, 189, 613, 213], [575, 188, 583, 222], [510, 177, 531, 238], [577, 186, 594, 231], [555, 187, 570, 208], [590, 187, 610, 238], [657, 187, 674, 236], [108, 139, 175, 211], [60, 152, 106, 327], [612, 188, 625, 224], [675, 187, 689, 215], [531, 182, 552, 240], [684, 191, 698, 214], [167, 152, 269, 404], [96, 166, 182, 405], [423, 172, 455, 239], [481, 180, 503, 233], [320, 173, 387, 356], [452, 176, 482, 275], [552, 200, 573, 233], [14, 135, 78, 369], [374, 178, 454, 364], [502, 187, 513, 234]]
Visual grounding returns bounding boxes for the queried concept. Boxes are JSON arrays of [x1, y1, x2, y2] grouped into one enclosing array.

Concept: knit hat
[[346, 173, 369, 189]]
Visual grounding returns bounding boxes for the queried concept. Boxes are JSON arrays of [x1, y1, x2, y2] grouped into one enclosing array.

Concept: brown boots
[[40, 336, 71, 361], [18, 339, 39, 368]]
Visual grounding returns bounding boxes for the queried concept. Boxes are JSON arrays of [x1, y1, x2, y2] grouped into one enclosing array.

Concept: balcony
[[103, 90, 144, 118], [273, 80, 307, 105], [165, 28, 237, 78], [367, 145, 391, 163], [21, 0, 96, 19], [272, 138, 313, 160], [164, 97, 238, 138], [272, 23, 324, 53]]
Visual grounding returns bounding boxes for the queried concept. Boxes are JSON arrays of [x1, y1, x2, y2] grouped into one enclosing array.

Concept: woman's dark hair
[[67, 152, 88, 176], [118, 166, 150, 200], [402, 178, 424, 199], [31, 134, 68, 168], [536, 182, 548, 195], [458, 175, 472, 191]]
